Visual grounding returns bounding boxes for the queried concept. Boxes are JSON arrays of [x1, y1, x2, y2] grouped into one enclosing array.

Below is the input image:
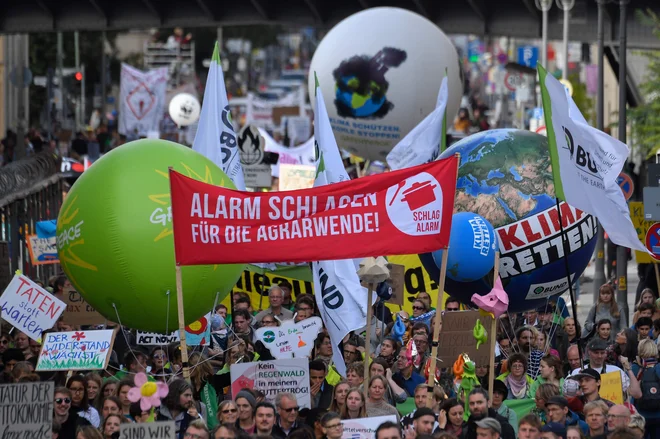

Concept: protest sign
[[0, 274, 65, 341], [0, 381, 53, 439], [341, 415, 397, 439], [62, 288, 108, 326], [437, 310, 494, 368], [170, 157, 458, 265], [255, 317, 322, 359], [27, 235, 59, 265], [231, 359, 310, 408], [599, 371, 624, 404], [36, 329, 116, 371], [136, 314, 211, 345], [279, 164, 316, 191], [136, 331, 179, 345], [630, 201, 657, 264], [120, 421, 176, 439]]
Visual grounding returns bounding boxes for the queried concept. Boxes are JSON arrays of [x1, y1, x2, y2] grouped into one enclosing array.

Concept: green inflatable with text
[[56, 139, 244, 333]]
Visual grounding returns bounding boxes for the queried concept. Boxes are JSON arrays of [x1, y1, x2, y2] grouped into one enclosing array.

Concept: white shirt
[[570, 364, 630, 392]]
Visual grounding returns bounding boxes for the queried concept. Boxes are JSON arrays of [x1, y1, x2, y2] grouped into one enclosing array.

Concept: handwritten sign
[[599, 371, 624, 404], [341, 415, 397, 439], [437, 310, 494, 368], [0, 274, 65, 341], [255, 316, 323, 359], [136, 314, 211, 345], [136, 331, 179, 345], [278, 164, 316, 191], [231, 359, 311, 408], [120, 421, 175, 439], [36, 329, 116, 371], [62, 288, 107, 326], [0, 381, 54, 438], [27, 235, 59, 265]]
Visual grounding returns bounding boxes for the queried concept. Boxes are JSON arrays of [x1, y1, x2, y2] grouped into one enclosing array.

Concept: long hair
[[95, 380, 118, 412], [66, 375, 90, 411], [339, 388, 366, 420], [329, 380, 350, 413], [164, 379, 194, 412], [635, 288, 658, 311], [540, 355, 562, 381], [618, 328, 639, 359], [597, 284, 620, 318], [189, 352, 213, 391]]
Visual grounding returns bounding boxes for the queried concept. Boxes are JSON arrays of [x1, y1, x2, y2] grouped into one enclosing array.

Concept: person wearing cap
[[545, 396, 588, 436], [474, 417, 502, 439], [491, 380, 518, 436], [569, 338, 642, 400], [540, 422, 567, 439], [234, 390, 257, 434], [462, 388, 515, 439], [566, 368, 614, 417]]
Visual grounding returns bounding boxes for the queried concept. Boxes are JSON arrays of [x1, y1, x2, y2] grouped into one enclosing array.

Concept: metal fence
[[0, 152, 64, 288]]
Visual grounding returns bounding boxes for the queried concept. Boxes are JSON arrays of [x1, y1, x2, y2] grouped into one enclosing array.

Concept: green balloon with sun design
[[56, 139, 244, 333]]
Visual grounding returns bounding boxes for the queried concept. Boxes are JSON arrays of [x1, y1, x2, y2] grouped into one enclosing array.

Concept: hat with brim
[[568, 368, 601, 382]]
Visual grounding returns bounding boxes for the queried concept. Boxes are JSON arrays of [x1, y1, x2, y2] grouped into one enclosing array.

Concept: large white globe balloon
[[309, 7, 463, 161], [169, 93, 201, 126]]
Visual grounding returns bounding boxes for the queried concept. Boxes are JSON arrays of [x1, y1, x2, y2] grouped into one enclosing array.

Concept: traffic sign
[[517, 46, 539, 68], [504, 72, 523, 92], [645, 222, 660, 261], [616, 172, 634, 201]]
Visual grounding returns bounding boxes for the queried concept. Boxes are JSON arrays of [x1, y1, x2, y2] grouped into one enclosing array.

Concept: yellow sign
[[599, 371, 624, 404], [630, 201, 657, 264]]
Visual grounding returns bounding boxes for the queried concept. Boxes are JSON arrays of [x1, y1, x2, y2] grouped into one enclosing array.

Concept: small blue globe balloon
[[432, 212, 498, 282]]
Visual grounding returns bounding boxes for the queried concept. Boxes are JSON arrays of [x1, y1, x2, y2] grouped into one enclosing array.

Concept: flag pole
[[363, 283, 374, 386], [169, 167, 191, 383], [555, 198, 584, 368], [427, 248, 448, 407], [488, 252, 500, 402]]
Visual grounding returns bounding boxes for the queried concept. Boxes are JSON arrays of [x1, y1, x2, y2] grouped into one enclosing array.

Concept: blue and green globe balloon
[[56, 139, 244, 332]]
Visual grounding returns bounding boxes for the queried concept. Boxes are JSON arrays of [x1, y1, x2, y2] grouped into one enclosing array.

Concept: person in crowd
[[340, 388, 366, 420], [234, 390, 256, 434], [565, 425, 584, 439], [607, 405, 632, 431], [462, 388, 515, 439], [273, 392, 300, 437], [627, 414, 645, 439], [277, 280, 295, 311], [630, 338, 660, 438], [217, 400, 239, 425], [632, 289, 660, 323], [369, 359, 407, 405], [607, 328, 639, 369], [314, 333, 333, 366], [392, 348, 425, 397], [210, 424, 239, 439], [583, 400, 608, 439], [491, 380, 518, 436], [342, 339, 361, 367], [100, 396, 122, 422], [101, 414, 124, 439], [128, 402, 151, 423], [115, 378, 134, 418], [14, 331, 30, 359], [233, 310, 256, 342], [11, 361, 34, 382], [400, 384, 438, 430], [545, 395, 588, 435], [497, 353, 533, 399], [437, 398, 464, 437], [54, 387, 91, 439], [365, 375, 399, 419], [346, 362, 364, 388], [583, 284, 621, 338], [96, 382, 118, 412], [375, 421, 402, 439], [530, 355, 565, 399], [150, 347, 172, 379], [635, 317, 652, 340], [565, 345, 582, 375], [67, 375, 100, 427], [329, 381, 349, 414], [532, 383, 560, 423], [534, 329, 560, 359], [377, 337, 399, 369], [537, 304, 567, 360], [404, 407, 436, 437], [84, 373, 102, 406], [184, 420, 210, 439], [159, 379, 204, 439], [540, 422, 567, 439], [255, 285, 294, 324], [320, 412, 343, 439], [411, 299, 429, 319], [563, 318, 581, 348], [474, 417, 502, 439], [453, 108, 472, 134], [309, 359, 334, 410], [253, 402, 281, 438], [567, 369, 614, 417], [518, 414, 542, 439], [115, 352, 148, 380], [515, 326, 544, 379], [595, 319, 613, 343]]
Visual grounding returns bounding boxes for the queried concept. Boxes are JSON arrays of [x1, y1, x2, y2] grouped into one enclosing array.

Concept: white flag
[[312, 74, 371, 377], [386, 76, 448, 170], [538, 65, 648, 253], [193, 42, 245, 190], [118, 64, 168, 137]]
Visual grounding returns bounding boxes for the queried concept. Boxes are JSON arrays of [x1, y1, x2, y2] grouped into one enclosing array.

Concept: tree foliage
[[630, 9, 660, 157]]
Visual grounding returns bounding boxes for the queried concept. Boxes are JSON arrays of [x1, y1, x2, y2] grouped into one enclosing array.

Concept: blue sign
[[468, 40, 482, 62], [616, 172, 634, 201], [532, 107, 544, 120], [518, 46, 539, 68], [645, 223, 660, 260]]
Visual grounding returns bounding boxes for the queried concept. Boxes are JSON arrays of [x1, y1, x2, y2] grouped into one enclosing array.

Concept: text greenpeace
[[170, 158, 458, 264], [497, 203, 597, 279]]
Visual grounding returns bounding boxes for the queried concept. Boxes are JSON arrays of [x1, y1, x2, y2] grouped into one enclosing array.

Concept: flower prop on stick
[[127, 372, 169, 420]]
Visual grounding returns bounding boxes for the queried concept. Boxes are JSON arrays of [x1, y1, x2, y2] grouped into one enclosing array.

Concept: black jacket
[[460, 408, 515, 439], [312, 380, 334, 410], [271, 419, 301, 438]]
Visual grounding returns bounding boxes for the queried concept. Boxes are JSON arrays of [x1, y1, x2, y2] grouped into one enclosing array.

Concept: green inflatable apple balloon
[[57, 139, 244, 333]]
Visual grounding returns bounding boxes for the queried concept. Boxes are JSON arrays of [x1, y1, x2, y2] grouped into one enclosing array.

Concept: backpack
[[636, 365, 660, 411]]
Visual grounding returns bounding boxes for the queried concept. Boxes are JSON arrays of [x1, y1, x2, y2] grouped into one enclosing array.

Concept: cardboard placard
[[0, 274, 66, 340], [231, 359, 311, 408], [599, 371, 624, 404], [0, 381, 54, 438], [630, 201, 658, 264], [36, 329, 117, 371], [272, 106, 301, 126], [278, 164, 316, 191], [341, 415, 397, 439], [120, 421, 176, 439], [26, 235, 59, 265], [136, 313, 211, 346], [437, 310, 494, 368], [62, 288, 108, 326], [254, 317, 322, 359]]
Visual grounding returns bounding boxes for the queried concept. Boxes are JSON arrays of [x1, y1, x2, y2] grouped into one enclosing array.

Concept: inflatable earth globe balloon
[[56, 139, 244, 333], [309, 7, 462, 161], [421, 129, 597, 312]]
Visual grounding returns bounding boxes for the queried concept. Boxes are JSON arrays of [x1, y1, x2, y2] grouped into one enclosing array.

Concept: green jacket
[[528, 376, 564, 399]]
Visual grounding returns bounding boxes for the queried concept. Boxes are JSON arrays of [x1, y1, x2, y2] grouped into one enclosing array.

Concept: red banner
[[170, 157, 458, 265]]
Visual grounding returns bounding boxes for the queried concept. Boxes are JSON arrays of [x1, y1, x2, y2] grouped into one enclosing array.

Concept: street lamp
[[536, 0, 553, 67], [556, 0, 575, 80]]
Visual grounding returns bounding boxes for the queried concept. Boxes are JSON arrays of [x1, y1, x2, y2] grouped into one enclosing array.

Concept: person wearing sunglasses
[[445, 298, 461, 312], [217, 401, 239, 425], [411, 299, 428, 318], [54, 387, 91, 439], [150, 348, 172, 380], [273, 392, 301, 437], [321, 412, 344, 439]]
